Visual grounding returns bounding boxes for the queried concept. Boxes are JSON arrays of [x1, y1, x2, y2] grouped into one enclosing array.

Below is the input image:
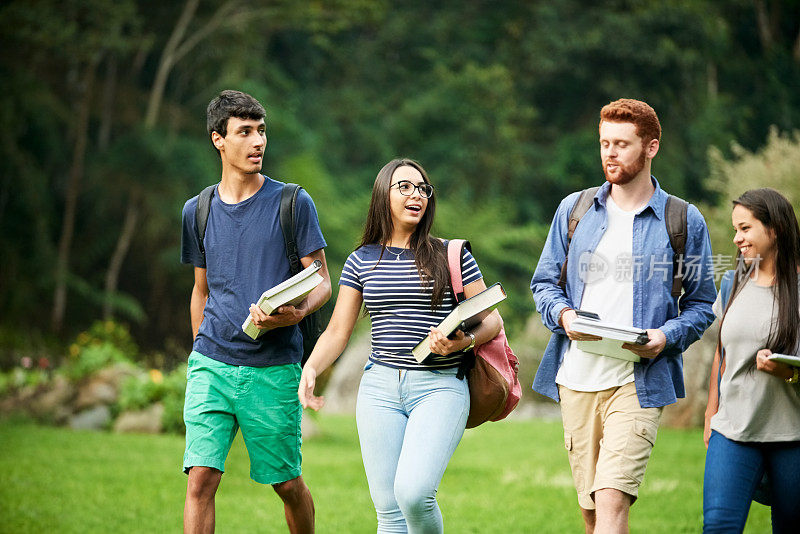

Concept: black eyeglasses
[[391, 180, 434, 198]]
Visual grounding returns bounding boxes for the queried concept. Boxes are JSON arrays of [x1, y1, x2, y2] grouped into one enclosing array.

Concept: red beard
[[603, 148, 646, 185]]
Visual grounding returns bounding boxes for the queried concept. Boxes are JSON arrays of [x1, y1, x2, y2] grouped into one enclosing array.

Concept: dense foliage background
[[2, 0, 800, 367]]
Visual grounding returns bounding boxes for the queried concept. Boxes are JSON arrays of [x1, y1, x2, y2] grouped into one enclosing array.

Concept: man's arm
[[659, 204, 717, 352], [297, 248, 332, 316], [531, 193, 580, 334], [248, 248, 332, 330], [190, 267, 209, 339]]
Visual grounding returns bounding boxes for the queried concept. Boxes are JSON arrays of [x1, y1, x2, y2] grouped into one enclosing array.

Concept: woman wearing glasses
[[299, 158, 501, 533], [703, 188, 800, 532]]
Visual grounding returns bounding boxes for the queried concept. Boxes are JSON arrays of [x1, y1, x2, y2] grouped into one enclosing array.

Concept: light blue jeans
[[356, 362, 469, 534]]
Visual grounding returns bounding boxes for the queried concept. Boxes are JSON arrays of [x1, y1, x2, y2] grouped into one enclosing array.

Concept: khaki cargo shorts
[[558, 382, 662, 510]]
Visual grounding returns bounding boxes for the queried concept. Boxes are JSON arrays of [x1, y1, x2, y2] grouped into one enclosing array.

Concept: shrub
[[0, 367, 50, 395], [63, 320, 137, 381], [63, 342, 131, 382], [72, 321, 138, 359], [707, 128, 800, 258], [114, 364, 187, 434], [160, 364, 187, 434]]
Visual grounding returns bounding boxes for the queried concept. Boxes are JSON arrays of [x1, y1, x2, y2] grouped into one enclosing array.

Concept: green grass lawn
[[0, 415, 770, 533]]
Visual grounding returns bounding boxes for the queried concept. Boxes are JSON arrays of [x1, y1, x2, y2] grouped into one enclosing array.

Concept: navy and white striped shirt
[[339, 243, 482, 369]]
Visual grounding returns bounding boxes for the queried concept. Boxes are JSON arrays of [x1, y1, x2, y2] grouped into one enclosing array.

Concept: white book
[[411, 283, 506, 363], [242, 260, 323, 340], [571, 317, 649, 345], [576, 339, 642, 362], [571, 313, 648, 362], [767, 353, 800, 368]]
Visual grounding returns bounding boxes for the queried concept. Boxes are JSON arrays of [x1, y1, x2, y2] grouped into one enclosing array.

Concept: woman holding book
[[703, 188, 800, 533], [298, 158, 501, 533]]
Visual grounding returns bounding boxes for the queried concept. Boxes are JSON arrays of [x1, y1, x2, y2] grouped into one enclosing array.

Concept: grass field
[[0, 415, 771, 533]]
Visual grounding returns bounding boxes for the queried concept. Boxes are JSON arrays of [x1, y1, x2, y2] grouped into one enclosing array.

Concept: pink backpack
[[447, 239, 521, 428]]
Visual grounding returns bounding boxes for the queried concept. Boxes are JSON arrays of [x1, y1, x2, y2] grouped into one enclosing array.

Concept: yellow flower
[[69, 344, 80, 358], [149, 369, 164, 384]]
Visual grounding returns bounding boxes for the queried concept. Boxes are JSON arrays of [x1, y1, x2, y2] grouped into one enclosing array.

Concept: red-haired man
[[531, 99, 716, 533]]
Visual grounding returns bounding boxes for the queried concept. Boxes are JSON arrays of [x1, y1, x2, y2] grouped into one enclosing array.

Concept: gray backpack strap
[[558, 187, 600, 289], [195, 184, 218, 258], [664, 195, 688, 298], [280, 183, 303, 275]]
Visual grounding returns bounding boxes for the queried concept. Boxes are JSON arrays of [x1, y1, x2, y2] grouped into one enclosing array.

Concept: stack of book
[[570, 311, 649, 362], [242, 260, 323, 340]]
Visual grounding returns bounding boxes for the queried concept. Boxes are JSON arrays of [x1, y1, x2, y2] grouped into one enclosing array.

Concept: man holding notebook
[[180, 90, 330, 533], [530, 98, 716, 533]]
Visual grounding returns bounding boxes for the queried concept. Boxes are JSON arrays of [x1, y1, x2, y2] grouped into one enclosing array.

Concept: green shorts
[[183, 351, 302, 485]]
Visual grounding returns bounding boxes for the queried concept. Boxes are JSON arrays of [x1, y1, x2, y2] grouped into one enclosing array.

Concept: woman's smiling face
[[732, 203, 776, 265]]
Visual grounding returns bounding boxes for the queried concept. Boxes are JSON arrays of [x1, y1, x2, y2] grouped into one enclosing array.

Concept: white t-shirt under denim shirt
[[556, 196, 635, 391], [711, 277, 800, 442]]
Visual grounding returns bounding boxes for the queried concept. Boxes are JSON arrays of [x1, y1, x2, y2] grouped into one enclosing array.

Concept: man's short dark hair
[[206, 90, 266, 138]]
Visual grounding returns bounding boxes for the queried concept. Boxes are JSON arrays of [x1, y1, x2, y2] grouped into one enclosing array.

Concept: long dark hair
[[359, 158, 449, 308], [720, 188, 800, 354]]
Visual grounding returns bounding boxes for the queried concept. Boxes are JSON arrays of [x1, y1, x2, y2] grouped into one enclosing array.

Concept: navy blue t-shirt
[[180, 176, 327, 366]]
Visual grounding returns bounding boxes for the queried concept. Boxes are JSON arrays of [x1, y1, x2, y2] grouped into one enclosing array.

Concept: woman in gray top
[[703, 188, 800, 533]]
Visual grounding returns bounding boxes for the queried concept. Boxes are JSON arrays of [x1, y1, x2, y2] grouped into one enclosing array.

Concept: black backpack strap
[[558, 186, 600, 289], [280, 183, 303, 275], [664, 195, 688, 298], [195, 183, 217, 258]]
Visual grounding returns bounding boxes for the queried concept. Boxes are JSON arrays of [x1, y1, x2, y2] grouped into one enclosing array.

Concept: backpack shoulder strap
[[720, 270, 734, 309], [280, 183, 303, 275], [195, 183, 218, 258], [558, 187, 600, 289], [716, 269, 736, 398], [447, 239, 471, 303], [665, 195, 689, 298]]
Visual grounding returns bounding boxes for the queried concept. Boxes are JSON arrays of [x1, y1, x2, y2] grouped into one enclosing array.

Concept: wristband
[[464, 331, 476, 352], [786, 367, 800, 384]]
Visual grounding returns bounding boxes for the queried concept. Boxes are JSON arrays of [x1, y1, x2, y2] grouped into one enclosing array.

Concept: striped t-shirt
[[339, 243, 483, 369]]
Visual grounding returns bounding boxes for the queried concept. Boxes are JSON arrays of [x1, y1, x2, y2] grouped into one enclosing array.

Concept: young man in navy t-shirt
[[180, 90, 330, 533]]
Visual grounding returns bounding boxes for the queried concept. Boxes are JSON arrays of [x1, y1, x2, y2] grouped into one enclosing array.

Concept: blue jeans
[[703, 430, 800, 533], [356, 362, 469, 534]]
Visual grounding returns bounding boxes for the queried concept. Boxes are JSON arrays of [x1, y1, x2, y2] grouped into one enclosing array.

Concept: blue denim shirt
[[530, 178, 716, 408]]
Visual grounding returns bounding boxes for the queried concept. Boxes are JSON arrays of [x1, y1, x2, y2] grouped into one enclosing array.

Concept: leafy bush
[[73, 321, 138, 359], [62, 320, 137, 381], [63, 342, 131, 381], [114, 364, 187, 434], [115, 373, 155, 413], [0, 325, 61, 371], [0, 368, 50, 395], [707, 129, 800, 258]]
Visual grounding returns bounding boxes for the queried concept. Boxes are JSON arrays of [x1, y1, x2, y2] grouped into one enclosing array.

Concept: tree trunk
[[706, 61, 718, 99], [793, 25, 800, 63], [103, 0, 199, 320], [103, 189, 140, 320], [753, 0, 773, 53], [103, 0, 239, 321], [98, 55, 117, 150], [144, 0, 199, 128], [52, 60, 97, 332]]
